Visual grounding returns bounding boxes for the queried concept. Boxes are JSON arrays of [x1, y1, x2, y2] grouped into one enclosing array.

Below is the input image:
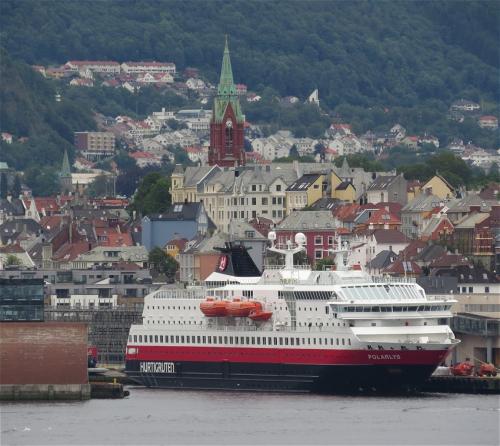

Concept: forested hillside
[[0, 50, 96, 168], [1, 0, 498, 109]]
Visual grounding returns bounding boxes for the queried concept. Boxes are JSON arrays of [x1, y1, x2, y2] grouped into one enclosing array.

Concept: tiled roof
[[371, 229, 408, 244], [277, 210, 336, 231], [336, 181, 354, 191], [367, 175, 399, 191], [365, 208, 401, 226], [402, 194, 442, 212], [383, 259, 422, 275], [367, 250, 397, 270], [286, 174, 322, 192], [398, 240, 427, 260]]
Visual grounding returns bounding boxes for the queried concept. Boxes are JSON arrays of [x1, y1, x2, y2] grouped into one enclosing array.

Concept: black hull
[[126, 360, 437, 393]]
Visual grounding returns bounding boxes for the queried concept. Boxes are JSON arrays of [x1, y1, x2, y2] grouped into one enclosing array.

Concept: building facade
[[74, 132, 116, 161]]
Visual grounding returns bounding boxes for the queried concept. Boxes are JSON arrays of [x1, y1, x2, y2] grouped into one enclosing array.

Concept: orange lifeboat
[[227, 299, 261, 317], [248, 310, 273, 321], [200, 298, 229, 317]]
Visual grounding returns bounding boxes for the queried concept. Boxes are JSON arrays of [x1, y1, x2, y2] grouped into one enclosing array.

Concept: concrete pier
[[0, 384, 91, 401]]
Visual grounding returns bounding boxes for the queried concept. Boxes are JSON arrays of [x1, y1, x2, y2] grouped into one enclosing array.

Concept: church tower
[[59, 149, 73, 194], [208, 37, 246, 167]]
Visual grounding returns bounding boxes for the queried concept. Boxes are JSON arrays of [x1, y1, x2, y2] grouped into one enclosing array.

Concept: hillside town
[[1, 40, 498, 375]]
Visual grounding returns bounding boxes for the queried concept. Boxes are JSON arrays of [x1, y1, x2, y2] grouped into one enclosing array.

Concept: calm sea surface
[[1, 388, 499, 445]]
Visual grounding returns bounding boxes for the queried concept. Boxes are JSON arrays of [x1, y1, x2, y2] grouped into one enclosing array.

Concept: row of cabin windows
[[147, 319, 346, 327], [131, 334, 351, 347]]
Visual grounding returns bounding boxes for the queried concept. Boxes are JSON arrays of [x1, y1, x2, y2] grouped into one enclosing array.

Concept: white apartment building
[[121, 61, 176, 75]]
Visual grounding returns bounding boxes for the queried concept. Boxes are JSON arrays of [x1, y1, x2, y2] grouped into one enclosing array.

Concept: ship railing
[[151, 288, 206, 300], [143, 322, 330, 333], [371, 276, 416, 284], [263, 264, 312, 271], [427, 294, 456, 302]]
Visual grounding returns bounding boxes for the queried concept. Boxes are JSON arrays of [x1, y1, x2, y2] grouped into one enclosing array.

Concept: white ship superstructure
[[126, 233, 458, 392]]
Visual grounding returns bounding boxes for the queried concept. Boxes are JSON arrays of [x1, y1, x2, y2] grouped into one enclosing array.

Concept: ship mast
[[328, 234, 349, 271], [267, 231, 306, 270]]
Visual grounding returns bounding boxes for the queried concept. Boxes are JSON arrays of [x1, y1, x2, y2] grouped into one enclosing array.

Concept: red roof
[[53, 242, 91, 261], [165, 238, 188, 250], [129, 151, 157, 159], [365, 208, 401, 226], [123, 61, 174, 67], [184, 146, 202, 153], [479, 115, 498, 121], [101, 232, 133, 247], [67, 60, 119, 66], [430, 254, 470, 268], [39, 216, 63, 231], [330, 123, 351, 130], [374, 202, 403, 215], [398, 240, 427, 260], [383, 259, 422, 275], [333, 204, 361, 222], [0, 244, 25, 254], [371, 229, 408, 244]]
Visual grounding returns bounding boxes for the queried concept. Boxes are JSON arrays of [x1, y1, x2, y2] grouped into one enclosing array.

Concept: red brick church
[[208, 37, 246, 167]]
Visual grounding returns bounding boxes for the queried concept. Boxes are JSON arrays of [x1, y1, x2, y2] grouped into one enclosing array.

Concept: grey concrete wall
[[0, 384, 90, 400]]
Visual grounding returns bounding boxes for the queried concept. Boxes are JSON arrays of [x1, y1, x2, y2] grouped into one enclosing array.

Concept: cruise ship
[[125, 232, 459, 393]]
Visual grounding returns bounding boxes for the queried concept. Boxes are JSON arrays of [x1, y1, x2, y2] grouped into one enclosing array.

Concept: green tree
[[0, 173, 7, 198], [314, 257, 335, 271], [11, 175, 22, 197], [130, 172, 171, 216], [148, 247, 178, 281], [87, 174, 114, 198], [5, 254, 21, 266]]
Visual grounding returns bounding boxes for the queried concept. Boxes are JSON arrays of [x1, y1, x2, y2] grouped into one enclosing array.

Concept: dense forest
[[1, 0, 498, 108]]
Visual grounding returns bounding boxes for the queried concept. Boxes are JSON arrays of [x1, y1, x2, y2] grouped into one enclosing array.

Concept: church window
[[225, 120, 233, 154]]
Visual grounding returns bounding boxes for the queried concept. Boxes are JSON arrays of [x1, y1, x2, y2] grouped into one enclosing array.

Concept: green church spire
[[218, 35, 236, 96], [60, 149, 71, 177], [213, 36, 244, 123]]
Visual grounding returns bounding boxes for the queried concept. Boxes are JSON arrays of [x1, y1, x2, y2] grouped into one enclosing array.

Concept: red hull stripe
[[126, 346, 450, 366]]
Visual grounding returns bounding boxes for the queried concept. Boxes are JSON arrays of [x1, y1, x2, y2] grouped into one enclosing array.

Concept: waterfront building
[[0, 278, 44, 322]]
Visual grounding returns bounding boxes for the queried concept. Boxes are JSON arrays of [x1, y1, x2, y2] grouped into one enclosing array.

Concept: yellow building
[[422, 174, 454, 199], [407, 180, 422, 202], [330, 171, 356, 202], [285, 173, 324, 215], [164, 238, 188, 261], [334, 181, 356, 202]]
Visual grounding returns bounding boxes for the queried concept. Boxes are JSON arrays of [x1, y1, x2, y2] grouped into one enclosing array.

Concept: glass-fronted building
[[0, 278, 44, 321]]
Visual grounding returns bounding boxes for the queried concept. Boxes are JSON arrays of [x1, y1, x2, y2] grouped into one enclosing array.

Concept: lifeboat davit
[[248, 310, 273, 321], [227, 299, 261, 317], [200, 298, 229, 317]]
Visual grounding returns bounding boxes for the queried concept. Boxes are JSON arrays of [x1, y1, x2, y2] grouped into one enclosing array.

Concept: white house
[[121, 61, 176, 75]]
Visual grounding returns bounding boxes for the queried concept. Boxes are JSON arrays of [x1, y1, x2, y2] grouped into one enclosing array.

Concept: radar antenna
[[267, 231, 306, 270]]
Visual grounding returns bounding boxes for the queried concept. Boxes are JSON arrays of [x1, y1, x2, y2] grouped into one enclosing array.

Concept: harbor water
[[1, 388, 499, 445]]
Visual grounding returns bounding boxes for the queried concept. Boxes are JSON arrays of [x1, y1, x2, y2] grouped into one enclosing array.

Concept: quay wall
[[0, 322, 88, 387]]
